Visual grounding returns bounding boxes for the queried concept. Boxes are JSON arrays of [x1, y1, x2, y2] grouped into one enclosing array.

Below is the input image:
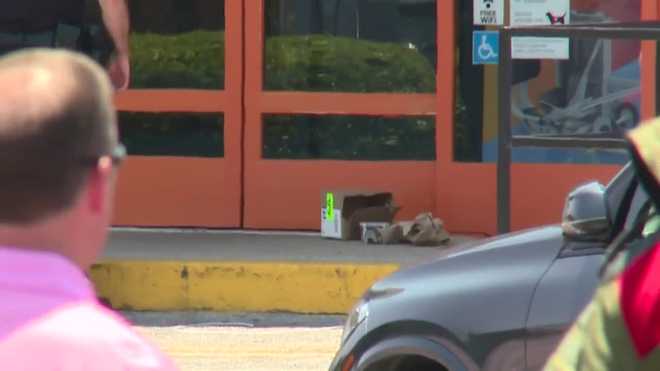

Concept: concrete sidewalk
[[90, 229, 484, 314], [103, 229, 480, 265]]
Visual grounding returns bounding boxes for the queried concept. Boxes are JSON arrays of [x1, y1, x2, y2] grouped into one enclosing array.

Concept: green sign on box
[[326, 192, 335, 221]]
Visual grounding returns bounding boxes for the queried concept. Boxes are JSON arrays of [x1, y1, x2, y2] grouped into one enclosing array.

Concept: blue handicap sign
[[473, 31, 499, 65]]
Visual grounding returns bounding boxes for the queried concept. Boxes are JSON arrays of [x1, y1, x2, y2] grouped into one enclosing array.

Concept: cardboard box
[[321, 190, 399, 240]]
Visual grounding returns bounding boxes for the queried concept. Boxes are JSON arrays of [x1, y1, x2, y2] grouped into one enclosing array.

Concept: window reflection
[[119, 112, 224, 157], [85, 0, 226, 89], [510, 39, 640, 139], [492, 38, 640, 164], [264, 0, 437, 93], [456, 0, 642, 163], [263, 114, 435, 160], [128, 0, 225, 89], [571, 0, 640, 23]]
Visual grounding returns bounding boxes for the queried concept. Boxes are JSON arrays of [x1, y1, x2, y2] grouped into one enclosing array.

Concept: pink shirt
[[0, 247, 178, 370]]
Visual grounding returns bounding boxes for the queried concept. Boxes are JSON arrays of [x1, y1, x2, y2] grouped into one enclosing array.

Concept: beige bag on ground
[[403, 213, 450, 246]]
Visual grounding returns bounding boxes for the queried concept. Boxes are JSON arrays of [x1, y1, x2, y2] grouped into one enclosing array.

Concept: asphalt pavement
[[124, 311, 345, 328], [128, 312, 345, 371]]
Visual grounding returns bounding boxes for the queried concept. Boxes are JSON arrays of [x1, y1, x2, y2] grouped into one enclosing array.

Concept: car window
[[597, 187, 652, 276], [643, 207, 660, 237], [622, 186, 651, 240], [604, 164, 637, 238]]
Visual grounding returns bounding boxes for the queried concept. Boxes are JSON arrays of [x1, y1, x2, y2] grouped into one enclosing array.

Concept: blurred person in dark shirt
[[0, 0, 130, 89]]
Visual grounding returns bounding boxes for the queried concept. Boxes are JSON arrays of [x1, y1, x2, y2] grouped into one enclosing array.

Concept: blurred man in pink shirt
[[0, 49, 177, 370]]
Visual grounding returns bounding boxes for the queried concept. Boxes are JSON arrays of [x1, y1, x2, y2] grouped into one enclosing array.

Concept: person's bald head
[[0, 49, 117, 224]]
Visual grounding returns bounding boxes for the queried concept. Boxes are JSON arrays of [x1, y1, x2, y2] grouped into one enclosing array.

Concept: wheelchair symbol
[[478, 35, 498, 60]]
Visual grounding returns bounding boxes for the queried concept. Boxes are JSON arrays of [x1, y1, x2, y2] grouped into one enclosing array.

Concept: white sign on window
[[510, 0, 570, 60], [512, 37, 569, 60], [474, 0, 504, 25], [510, 0, 570, 26]]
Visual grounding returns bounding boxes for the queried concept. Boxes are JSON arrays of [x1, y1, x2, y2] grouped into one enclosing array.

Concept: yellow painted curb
[[89, 260, 399, 314]]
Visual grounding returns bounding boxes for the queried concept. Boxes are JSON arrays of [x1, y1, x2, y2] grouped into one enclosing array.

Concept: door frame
[[241, 0, 452, 230], [112, 0, 244, 228]]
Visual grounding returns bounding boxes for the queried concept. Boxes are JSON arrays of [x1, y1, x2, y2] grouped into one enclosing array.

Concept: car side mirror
[[562, 181, 611, 242]]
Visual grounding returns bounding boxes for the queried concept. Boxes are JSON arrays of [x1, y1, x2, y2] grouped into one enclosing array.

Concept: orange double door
[[112, 0, 451, 230]]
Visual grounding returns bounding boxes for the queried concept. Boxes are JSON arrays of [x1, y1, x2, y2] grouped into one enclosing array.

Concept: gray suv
[[331, 164, 651, 371]]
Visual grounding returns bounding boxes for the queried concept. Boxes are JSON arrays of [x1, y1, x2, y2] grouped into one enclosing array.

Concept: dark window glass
[[454, 0, 484, 162], [508, 146, 630, 164], [84, 0, 225, 89], [263, 114, 435, 160], [264, 0, 437, 93], [119, 112, 224, 157]]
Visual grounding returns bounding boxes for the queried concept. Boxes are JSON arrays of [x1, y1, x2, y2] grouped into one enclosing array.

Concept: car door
[[523, 185, 650, 371], [523, 241, 605, 371]]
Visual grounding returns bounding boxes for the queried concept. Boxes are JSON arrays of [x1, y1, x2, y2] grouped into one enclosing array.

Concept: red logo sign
[[546, 12, 566, 25]]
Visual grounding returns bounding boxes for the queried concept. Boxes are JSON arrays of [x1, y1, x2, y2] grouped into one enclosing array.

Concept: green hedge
[[124, 31, 445, 159], [265, 34, 435, 93], [130, 31, 225, 89], [264, 115, 435, 160], [129, 31, 435, 92]]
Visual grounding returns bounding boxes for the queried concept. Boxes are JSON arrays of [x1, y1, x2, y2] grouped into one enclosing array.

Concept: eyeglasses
[[81, 143, 127, 167], [109, 143, 127, 166]]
